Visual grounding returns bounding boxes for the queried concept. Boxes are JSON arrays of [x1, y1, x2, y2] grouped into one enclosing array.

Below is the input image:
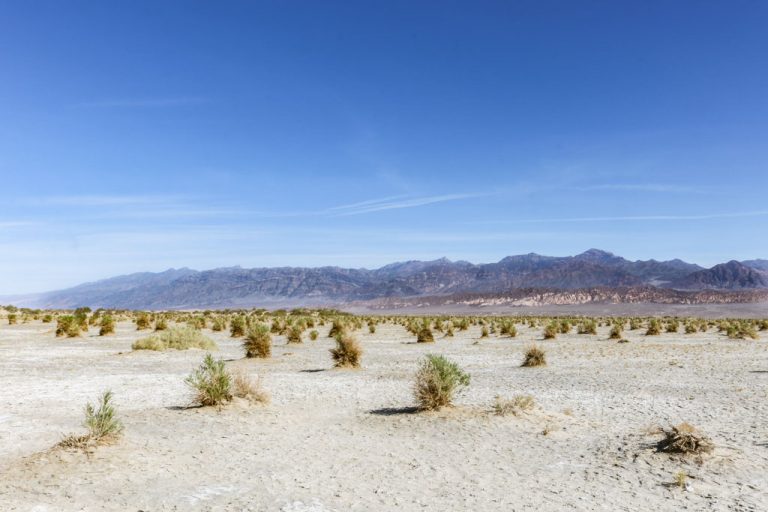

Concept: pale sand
[[1, 320, 767, 511]]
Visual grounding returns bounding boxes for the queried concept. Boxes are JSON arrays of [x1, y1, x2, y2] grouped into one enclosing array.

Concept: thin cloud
[[331, 193, 487, 216], [491, 210, 768, 224], [573, 183, 705, 194], [74, 97, 208, 108], [25, 195, 181, 207]]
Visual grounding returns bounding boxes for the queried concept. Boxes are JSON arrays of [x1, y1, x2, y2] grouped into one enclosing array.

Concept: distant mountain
[[669, 261, 768, 290], [11, 250, 767, 309], [743, 259, 768, 272]]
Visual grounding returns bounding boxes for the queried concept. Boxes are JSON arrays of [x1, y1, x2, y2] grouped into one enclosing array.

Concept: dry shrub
[[132, 327, 218, 351], [417, 326, 434, 343], [656, 422, 714, 455], [186, 354, 232, 407], [330, 332, 362, 368], [646, 319, 662, 336], [543, 322, 558, 339], [243, 324, 272, 358], [59, 390, 123, 449], [609, 325, 622, 339], [309, 329, 319, 341], [99, 315, 115, 336], [522, 345, 546, 367], [231, 369, 270, 404], [413, 354, 470, 410], [286, 325, 303, 344], [493, 394, 535, 416], [56, 315, 82, 337]]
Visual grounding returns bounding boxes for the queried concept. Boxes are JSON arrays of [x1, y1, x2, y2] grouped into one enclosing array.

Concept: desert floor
[[1, 320, 767, 511]]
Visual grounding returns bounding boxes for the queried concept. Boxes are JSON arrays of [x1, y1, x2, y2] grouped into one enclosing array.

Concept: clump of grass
[[99, 315, 115, 336], [8, 313, 17, 325], [368, 323, 376, 334], [243, 324, 272, 358], [646, 318, 662, 336], [309, 329, 319, 341], [543, 322, 558, 339], [609, 324, 623, 339], [417, 325, 435, 343], [328, 319, 346, 338], [413, 354, 470, 411], [726, 322, 759, 340], [230, 316, 247, 337], [56, 315, 82, 337], [59, 390, 123, 449], [135, 313, 152, 330], [231, 369, 270, 404], [480, 326, 489, 338], [330, 332, 362, 368], [185, 354, 232, 407], [674, 470, 688, 490], [578, 320, 597, 335], [132, 327, 218, 351], [521, 345, 546, 367], [656, 422, 714, 455], [493, 394, 535, 416], [499, 322, 516, 337], [286, 325, 303, 344], [154, 318, 168, 331]]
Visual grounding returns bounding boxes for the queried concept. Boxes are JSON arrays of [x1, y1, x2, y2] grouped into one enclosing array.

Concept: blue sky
[[1, 1, 767, 293]]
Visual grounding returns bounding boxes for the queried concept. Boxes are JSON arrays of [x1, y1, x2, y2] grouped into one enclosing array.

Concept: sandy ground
[[1, 320, 768, 511]]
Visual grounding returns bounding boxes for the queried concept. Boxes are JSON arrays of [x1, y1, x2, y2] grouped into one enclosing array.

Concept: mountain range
[[8, 249, 768, 310]]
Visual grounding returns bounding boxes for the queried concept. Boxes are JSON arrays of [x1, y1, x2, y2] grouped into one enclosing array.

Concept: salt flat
[[1, 319, 767, 511]]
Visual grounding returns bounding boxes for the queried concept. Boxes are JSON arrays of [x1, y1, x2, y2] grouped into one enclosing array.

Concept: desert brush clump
[[609, 324, 623, 339], [243, 324, 272, 358], [135, 313, 152, 330], [413, 354, 470, 411], [646, 318, 662, 336], [725, 321, 759, 340], [493, 394, 535, 416], [522, 345, 546, 367], [99, 315, 115, 336], [59, 390, 123, 449], [230, 315, 247, 337], [132, 327, 218, 351], [286, 325, 304, 344], [185, 354, 233, 407], [330, 332, 363, 368], [543, 322, 558, 339], [309, 329, 319, 341], [656, 422, 714, 455], [417, 323, 435, 343], [578, 320, 597, 335], [56, 315, 82, 338], [499, 321, 517, 337], [231, 369, 270, 404]]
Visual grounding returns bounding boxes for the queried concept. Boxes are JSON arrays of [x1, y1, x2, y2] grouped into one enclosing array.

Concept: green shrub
[[543, 322, 558, 339], [309, 329, 319, 341], [56, 315, 82, 337], [330, 332, 362, 368], [8, 313, 17, 325], [42, 314, 53, 323], [59, 390, 123, 449], [185, 354, 232, 407], [414, 354, 470, 410], [230, 316, 247, 337], [136, 313, 152, 330], [243, 325, 271, 358], [99, 315, 115, 336], [646, 319, 661, 336], [132, 327, 218, 351], [578, 320, 597, 335], [286, 325, 303, 344]]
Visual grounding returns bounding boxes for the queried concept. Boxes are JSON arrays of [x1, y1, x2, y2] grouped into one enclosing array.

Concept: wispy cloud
[[330, 193, 487, 216], [572, 183, 705, 194], [74, 97, 208, 108], [478, 210, 768, 224], [23, 195, 181, 207]]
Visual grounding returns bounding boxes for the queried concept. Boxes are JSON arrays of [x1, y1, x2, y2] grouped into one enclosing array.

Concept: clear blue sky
[[1, 1, 767, 293]]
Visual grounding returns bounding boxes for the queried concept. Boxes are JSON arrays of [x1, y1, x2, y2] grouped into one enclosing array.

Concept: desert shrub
[[629, 318, 641, 330], [759, 319, 768, 331], [328, 319, 346, 338], [543, 322, 558, 339], [499, 322, 517, 337], [286, 325, 303, 344], [243, 324, 271, 358], [609, 325, 623, 339], [656, 422, 714, 455], [646, 319, 661, 336], [493, 394, 535, 416], [42, 314, 53, 323], [132, 327, 218, 351], [8, 313, 17, 325], [684, 323, 697, 334], [444, 325, 455, 337], [522, 345, 546, 367], [726, 322, 759, 340], [413, 354, 470, 410], [666, 320, 679, 333], [330, 332, 362, 368], [59, 390, 123, 449], [211, 317, 226, 332], [559, 321, 572, 334], [230, 316, 247, 337], [309, 329, 319, 341], [231, 369, 269, 404], [417, 325, 435, 343], [578, 320, 597, 335], [99, 315, 115, 336], [56, 315, 82, 337], [136, 313, 152, 330], [480, 326, 489, 338], [154, 318, 168, 331], [369, 323, 376, 334], [185, 354, 232, 407]]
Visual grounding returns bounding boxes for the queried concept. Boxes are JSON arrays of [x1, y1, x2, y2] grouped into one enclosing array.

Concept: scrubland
[[1, 308, 767, 511]]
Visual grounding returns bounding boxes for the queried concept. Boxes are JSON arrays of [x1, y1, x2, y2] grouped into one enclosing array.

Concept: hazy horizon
[[2, 1, 767, 293]]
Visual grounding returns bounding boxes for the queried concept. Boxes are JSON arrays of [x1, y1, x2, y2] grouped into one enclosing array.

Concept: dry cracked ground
[[1, 320, 768, 511]]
